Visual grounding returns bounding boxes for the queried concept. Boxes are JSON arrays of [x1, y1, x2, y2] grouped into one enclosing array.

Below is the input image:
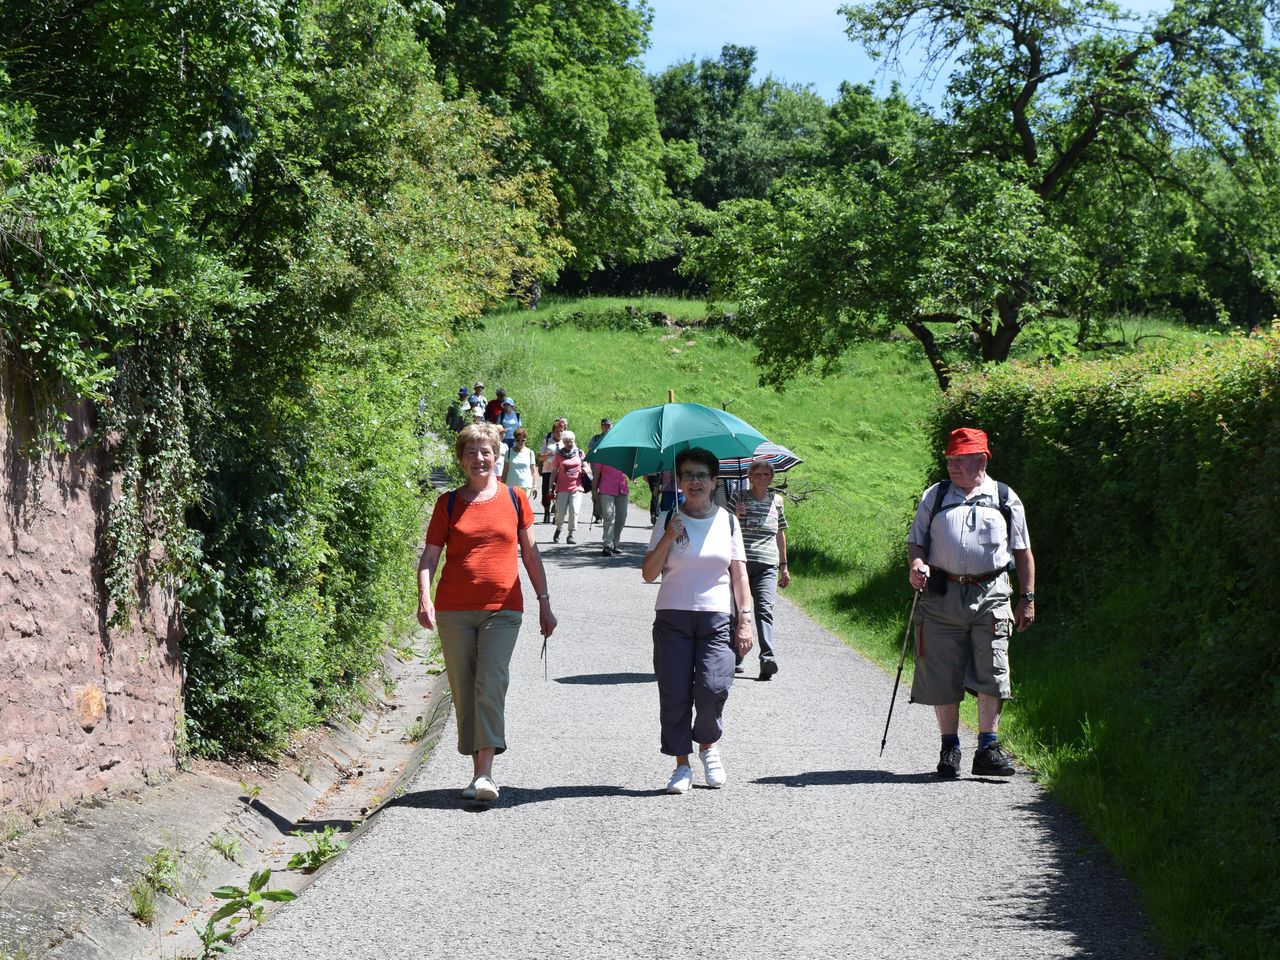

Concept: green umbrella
[[586, 402, 769, 479]]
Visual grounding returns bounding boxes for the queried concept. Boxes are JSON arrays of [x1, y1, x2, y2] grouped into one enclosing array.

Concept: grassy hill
[[439, 299, 938, 672]]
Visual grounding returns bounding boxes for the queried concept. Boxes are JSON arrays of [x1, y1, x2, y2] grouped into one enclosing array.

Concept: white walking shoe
[[666, 764, 693, 794], [473, 776, 499, 802], [699, 747, 726, 788]]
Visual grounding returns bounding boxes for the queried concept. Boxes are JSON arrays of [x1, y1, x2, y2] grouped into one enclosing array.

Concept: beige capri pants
[[909, 573, 1014, 704], [436, 609, 522, 754]]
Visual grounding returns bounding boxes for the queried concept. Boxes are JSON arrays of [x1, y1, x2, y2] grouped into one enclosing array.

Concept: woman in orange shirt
[[417, 423, 557, 802]]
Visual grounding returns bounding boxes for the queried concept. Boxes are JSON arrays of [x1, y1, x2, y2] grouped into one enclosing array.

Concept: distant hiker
[[645, 472, 661, 525], [551, 430, 590, 544], [497, 397, 521, 449], [642, 448, 754, 794], [586, 417, 612, 522], [907, 427, 1036, 780], [728, 459, 790, 680], [538, 418, 567, 523], [470, 381, 488, 414], [446, 387, 472, 433], [416, 422, 556, 804], [594, 459, 629, 556], [485, 386, 508, 424], [501, 428, 538, 504]]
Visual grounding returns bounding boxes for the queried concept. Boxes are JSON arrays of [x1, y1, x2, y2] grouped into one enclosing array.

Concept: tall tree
[[651, 44, 829, 207], [691, 0, 1280, 391], [425, 0, 678, 272]]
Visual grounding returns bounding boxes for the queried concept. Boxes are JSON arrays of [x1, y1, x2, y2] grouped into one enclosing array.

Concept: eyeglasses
[[679, 471, 712, 482]]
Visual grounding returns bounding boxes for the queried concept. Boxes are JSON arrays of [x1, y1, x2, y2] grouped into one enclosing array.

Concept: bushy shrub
[[936, 331, 1280, 955]]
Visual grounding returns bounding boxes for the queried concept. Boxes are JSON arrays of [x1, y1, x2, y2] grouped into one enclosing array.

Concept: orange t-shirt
[[425, 484, 534, 612]]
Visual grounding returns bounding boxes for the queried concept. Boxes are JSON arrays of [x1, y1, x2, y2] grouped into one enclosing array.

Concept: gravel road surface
[[236, 513, 1154, 960]]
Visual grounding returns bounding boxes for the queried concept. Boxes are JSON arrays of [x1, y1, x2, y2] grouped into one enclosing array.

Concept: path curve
[[235, 513, 1154, 960]]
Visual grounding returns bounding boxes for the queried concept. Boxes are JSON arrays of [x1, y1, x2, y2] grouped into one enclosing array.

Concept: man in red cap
[[905, 427, 1036, 779]]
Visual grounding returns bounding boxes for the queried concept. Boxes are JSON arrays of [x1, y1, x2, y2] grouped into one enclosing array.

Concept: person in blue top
[[498, 397, 522, 450]]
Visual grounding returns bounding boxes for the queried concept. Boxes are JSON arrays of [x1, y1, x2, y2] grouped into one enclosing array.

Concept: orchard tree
[[691, 0, 1280, 391]]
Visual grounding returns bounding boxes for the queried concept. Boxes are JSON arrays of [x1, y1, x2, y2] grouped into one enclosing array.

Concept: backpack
[[444, 484, 523, 536], [446, 401, 469, 432], [922, 479, 1014, 567]]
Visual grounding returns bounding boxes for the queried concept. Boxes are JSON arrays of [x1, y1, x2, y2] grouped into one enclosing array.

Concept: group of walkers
[[421, 398, 1035, 804]]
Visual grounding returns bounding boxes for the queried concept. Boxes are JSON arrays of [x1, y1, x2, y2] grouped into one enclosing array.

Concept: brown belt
[[945, 570, 1003, 585]]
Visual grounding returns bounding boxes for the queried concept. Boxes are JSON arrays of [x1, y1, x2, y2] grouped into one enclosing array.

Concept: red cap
[[945, 427, 991, 458]]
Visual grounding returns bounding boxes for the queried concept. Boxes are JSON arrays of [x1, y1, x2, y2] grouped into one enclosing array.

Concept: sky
[[640, 0, 1174, 105]]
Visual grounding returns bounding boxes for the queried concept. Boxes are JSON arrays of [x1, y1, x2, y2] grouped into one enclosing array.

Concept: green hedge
[[936, 333, 1280, 958]]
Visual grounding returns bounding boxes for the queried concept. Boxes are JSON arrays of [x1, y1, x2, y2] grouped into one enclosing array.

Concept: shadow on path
[[753, 769, 1005, 787], [390, 783, 660, 812], [555, 671, 655, 685]]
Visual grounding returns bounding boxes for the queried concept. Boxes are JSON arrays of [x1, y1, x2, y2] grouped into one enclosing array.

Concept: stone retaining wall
[[0, 375, 181, 814]]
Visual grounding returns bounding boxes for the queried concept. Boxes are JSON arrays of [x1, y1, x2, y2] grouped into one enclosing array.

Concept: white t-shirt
[[647, 507, 745, 612], [504, 446, 537, 491]]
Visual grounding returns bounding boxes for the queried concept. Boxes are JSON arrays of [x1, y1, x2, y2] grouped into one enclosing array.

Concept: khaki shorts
[[909, 574, 1014, 704]]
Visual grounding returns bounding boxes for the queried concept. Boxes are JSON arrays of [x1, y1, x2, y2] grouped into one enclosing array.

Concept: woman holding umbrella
[[642, 447, 754, 794]]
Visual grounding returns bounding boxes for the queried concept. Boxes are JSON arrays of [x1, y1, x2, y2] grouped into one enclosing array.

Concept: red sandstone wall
[[0, 378, 182, 814]]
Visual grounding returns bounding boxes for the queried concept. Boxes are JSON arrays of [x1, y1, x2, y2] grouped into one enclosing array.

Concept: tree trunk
[[904, 317, 952, 392], [986, 294, 1023, 362]]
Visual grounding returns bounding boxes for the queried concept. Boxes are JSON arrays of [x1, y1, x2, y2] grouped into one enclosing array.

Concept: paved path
[[236, 513, 1154, 960]]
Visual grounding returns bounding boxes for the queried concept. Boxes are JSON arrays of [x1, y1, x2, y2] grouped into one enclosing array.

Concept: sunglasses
[[679, 471, 712, 482]]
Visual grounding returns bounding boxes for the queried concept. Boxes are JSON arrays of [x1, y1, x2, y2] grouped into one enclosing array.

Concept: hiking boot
[[566, 535, 575, 544], [666, 764, 692, 795], [553, 530, 561, 543], [759, 659, 778, 680], [936, 745, 961, 779], [601, 546, 613, 556], [972, 742, 1016, 777]]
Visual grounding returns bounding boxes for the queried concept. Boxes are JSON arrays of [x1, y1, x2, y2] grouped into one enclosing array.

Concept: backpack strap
[[665, 505, 737, 537], [922, 478, 1015, 561], [921, 479, 951, 558], [445, 483, 523, 538]]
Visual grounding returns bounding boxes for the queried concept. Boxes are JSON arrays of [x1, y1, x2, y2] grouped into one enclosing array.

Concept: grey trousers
[[600, 493, 629, 548], [554, 490, 581, 534], [652, 609, 735, 756], [436, 609, 522, 755], [745, 560, 778, 663]]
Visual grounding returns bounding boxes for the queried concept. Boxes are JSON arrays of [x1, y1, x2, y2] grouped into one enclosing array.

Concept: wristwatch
[[1020, 592, 1036, 602], [536, 593, 550, 601]]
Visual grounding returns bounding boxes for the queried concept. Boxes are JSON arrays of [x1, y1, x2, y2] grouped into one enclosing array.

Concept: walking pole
[[880, 588, 922, 756], [541, 634, 548, 682]]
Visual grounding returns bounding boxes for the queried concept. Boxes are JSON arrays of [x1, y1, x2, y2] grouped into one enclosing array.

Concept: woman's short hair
[[513, 427, 528, 442], [675, 447, 719, 479], [748, 459, 776, 478], [455, 422, 504, 462]]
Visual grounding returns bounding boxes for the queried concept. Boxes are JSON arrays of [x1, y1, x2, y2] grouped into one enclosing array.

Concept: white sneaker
[[461, 778, 477, 800], [665, 764, 693, 794], [699, 747, 726, 788], [473, 776, 499, 802]]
